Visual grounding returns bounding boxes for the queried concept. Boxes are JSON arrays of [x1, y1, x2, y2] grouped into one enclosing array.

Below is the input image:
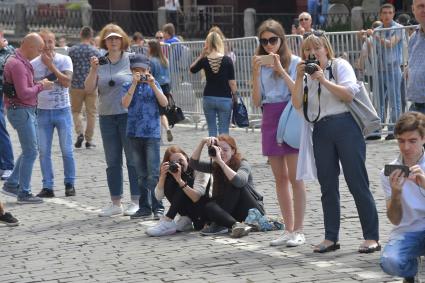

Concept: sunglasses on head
[[303, 30, 325, 39], [299, 17, 310, 22], [259, 36, 279, 46]]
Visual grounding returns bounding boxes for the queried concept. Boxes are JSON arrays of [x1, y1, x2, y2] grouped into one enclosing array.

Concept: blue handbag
[[232, 94, 249, 128], [276, 100, 302, 149]]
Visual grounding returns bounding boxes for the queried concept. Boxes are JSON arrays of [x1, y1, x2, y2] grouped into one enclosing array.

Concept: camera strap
[[302, 74, 321, 123]]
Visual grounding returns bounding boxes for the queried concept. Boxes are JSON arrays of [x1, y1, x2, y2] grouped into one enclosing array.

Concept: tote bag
[[276, 100, 302, 149], [232, 94, 249, 128], [166, 94, 185, 128]]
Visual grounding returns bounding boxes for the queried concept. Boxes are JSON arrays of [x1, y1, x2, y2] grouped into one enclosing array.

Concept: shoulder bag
[[231, 92, 249, 128], [165, 94, 185, 128], [276, 99, 302, 149]]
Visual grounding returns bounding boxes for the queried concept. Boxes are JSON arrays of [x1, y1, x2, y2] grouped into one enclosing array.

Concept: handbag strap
[[167, 93, 176, 107], [303, 75, 321, 123]]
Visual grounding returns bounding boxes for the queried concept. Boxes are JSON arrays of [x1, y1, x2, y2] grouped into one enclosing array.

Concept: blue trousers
[[312, 112, 379, 242], [0, 108, 14, 170]]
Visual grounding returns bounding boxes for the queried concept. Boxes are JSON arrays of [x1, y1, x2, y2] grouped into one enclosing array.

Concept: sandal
[[358, 241, 381, 253], [313, 241, 340, 253]]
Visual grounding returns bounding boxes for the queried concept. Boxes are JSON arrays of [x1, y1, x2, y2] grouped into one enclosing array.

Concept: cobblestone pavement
[[0, 123, 423, 283]]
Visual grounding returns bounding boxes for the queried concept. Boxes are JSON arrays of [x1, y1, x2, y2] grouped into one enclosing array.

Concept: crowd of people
[[0, 1, 425, 282]]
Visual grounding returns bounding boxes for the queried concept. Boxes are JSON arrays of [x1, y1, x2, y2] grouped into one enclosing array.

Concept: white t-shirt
[[32, 53, 73, 110], [381, 155, 425, 238], [165, 0, 180, 11]]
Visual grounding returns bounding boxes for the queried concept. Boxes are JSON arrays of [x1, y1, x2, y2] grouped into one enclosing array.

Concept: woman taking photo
[[84, 23, 139, 217], [190, 32, 237, 137], [292, 31, 380, 253], [146, 146, 210, 236], [252, 19, 306, 247], [190, 135, 264, 238], [148, 40, 173, 142]]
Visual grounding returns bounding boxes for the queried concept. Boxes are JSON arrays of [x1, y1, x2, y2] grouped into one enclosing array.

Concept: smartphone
[[384, 164, 410, 177], [259, 54, 274, 65], [44, 73, 57, 82]]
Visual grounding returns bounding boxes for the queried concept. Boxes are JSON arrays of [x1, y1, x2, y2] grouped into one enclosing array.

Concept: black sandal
[[358, 242, 381, 253], [313, 241, 340, 253]]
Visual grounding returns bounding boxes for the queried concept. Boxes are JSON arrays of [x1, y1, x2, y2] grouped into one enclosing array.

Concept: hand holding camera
[[89, 56, 99, 70], [40, 78, 54, 90], [304, 55, 320, 75], [132, 72, 141, 85], [98, 56, 109, 65]]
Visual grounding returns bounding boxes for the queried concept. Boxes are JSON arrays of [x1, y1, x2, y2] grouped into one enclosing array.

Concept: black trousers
[[204, 186, 262, 228], [164, 185, 207, 230]]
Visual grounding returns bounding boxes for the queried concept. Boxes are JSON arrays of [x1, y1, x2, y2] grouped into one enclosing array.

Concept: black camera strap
[[303, 74, 321, 123]]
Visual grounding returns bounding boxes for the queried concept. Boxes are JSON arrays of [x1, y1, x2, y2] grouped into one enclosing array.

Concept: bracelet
[[179, 182, 187, 189]]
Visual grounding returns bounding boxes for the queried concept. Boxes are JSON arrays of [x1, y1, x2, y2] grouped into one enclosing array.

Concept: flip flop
[[313, 242, 340, 253], [358, 242, 381, 253]]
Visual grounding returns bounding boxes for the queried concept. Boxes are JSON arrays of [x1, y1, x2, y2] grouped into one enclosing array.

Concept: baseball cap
[[105, 32, 123, 39], [129, 53, 150, 69]]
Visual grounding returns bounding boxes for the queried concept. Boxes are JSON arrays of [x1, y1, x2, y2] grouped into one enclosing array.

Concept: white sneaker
[[98, 203, 123, 217], [146, 218, 177, 236], [230, 222, 251, 238], [270, 230, 294, 246], [286, 232, 306, 247], [175, 215, 193, 232], [123, 203, 139, 216], [1, 170, 12, 180]]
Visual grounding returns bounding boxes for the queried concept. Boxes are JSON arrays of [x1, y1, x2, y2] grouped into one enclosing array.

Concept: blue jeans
[[130, 137, 164, 213], [203, 96, 232, 137], [312, 112, 379, 242], [378, 68, 402, 131], [5, 107, 38, 193], [99, 114, 139, 200], [37, 108, 75, 189], [0, 109, 14, 170], [381, 230, 425, 278]]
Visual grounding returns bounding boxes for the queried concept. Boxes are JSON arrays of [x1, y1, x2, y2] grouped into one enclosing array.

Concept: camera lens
[[108, 80, 115, 87], [168, 161, 179, 173], [208, 146, 216, 157]]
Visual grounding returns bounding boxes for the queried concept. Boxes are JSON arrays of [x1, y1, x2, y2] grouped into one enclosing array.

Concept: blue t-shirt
[[149, 57, 170, 86], [260, 55, 300, 104], [124, 81, 162, 138]]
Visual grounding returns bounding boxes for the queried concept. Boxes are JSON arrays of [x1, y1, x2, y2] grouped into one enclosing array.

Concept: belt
[[413, 103, 425, 108], [317, 112, 351, 123]]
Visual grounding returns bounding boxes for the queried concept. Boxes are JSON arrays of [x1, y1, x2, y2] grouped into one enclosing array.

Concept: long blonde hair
[[205, 32, 224, 54]]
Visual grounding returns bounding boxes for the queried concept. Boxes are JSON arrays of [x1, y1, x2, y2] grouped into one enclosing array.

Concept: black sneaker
[[403, 277, 414, 283], [130, 209, 152, 220], [17, 192, 43, 204], [200, 222, 229, 236], [65, 184, 76, 197], [36, 188, 55, 198], [385, 134, 395, 140], [85, 142, 96, 149], [75, 134, 84, 148], [0, 212, 19, 226], [2, 184, 18, 197]]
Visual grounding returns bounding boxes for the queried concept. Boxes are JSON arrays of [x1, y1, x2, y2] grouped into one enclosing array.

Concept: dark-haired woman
[[190, 135, 264, 238], [148, 40, 173, 142], [146, 146, 210, 237], [252, 19, 306, 247]]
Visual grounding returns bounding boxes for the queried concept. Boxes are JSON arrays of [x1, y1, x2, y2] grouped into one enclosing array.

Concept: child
[[121, 54, 168, 220], [0, 201, 19, 226]]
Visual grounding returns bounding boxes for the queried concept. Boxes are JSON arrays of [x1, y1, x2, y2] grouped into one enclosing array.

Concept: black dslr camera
[[304, 55, 320, 75], [208, 140, 218, 157], [168, 161, 180, 173], [98, 56, 109, 65]]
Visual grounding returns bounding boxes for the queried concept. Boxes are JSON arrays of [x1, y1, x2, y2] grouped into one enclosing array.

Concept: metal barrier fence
[[161, 26, 414, 133]]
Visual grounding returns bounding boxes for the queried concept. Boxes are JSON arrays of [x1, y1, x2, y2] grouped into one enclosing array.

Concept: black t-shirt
[[190, 55, 235, 98]]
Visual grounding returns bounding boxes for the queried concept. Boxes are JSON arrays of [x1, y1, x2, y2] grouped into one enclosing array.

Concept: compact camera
[[140, 74, 148, 82], [304, 55, 320, 75], [208, 141, 218, 157], [168, 161, 180, 173], [98, 56, 109, 65]]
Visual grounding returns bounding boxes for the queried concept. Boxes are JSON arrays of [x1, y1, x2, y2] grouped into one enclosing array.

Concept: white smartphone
[[259, 54, 274, 65]]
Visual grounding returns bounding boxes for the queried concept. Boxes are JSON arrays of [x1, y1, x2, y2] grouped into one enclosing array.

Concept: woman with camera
[[189, 32, 237, 137], [84, 24, 139, 217], [190, 135, 264, 238], [252, 19, 307, 247], [146, 146, 210, 236], [292, 31, 380, 253]]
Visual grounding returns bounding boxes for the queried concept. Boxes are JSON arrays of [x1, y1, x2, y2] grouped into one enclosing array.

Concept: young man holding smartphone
[[380, 111, 425, 283]]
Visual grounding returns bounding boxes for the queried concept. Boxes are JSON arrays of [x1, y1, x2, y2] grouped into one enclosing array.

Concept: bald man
[[1, 32, 54, 204]]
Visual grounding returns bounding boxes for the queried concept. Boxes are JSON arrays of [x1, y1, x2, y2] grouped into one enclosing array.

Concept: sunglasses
[[299, 18, 310, 22], [303, 30, 325, 39], [259, 36, 279, 46], [156, 36, 163, 39]]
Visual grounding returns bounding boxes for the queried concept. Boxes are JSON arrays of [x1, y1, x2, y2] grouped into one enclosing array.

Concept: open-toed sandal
[[358, 242, 381, 253], [313, 241, 340, 253]]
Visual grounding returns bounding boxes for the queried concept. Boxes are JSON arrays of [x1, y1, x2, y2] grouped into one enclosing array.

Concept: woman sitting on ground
[[146, 146, 210, 236], [190, 135, 265, 238]]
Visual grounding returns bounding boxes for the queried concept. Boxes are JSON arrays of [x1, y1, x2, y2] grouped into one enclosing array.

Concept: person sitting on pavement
[[1, 33, 54, 204], [121, 53, 168, 220], [32, 29, 76, 198], [190, 135, 265, 238], [0, 200, 19, 226], [380, 111, 425, 283], [146, 146, 210, 236]]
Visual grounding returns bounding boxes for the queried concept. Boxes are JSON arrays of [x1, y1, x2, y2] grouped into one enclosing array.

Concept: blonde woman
[[190, 32, 237, 136]]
